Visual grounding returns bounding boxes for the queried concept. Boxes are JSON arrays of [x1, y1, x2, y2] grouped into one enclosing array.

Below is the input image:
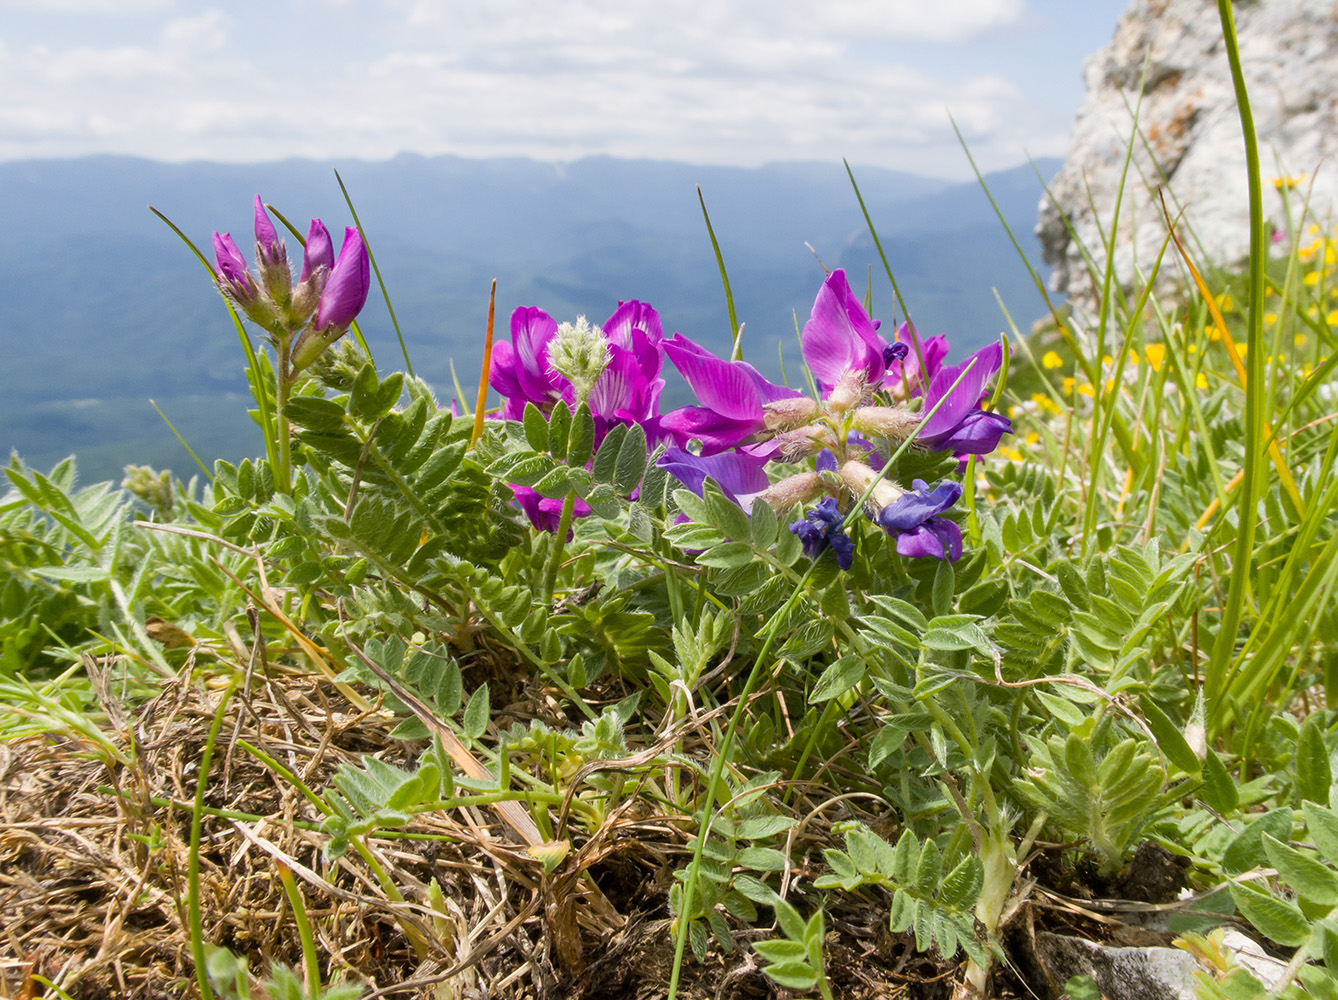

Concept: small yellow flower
[[1215, 292, 1234, 313], [1196, 372, 1209, 390], [1025, 432, 1040, 446], [1327, 310, 1338, 327], [1001, 446, 1024, 462], [1041, 350, 1063, 369], [1310, 224, 1322, 235], [1188, 343, 1198, 354], [1102, 354, 1114, 366], [1305, 270, 1320, 286], [1295, 332, 1308, 347], [1077, 382, 1095, 398], [1265, 312, 1278, 327], [1145, 344, 1166, 371], [1062, 376, 1076, 393]]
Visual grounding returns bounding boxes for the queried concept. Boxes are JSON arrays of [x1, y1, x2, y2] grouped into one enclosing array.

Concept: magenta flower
[[313, 227, 370, 333], [588, 301, 669, 445], [300, 219, 333, 284], [883, 322, 949, 400], [875, 479, 963, 561], [489, 307, 574, 421], [661, 334, 805, 454], [253, 195, 282, 267], [212, 232, 258, 304], [916, 342, 1012, 455], [800, 269, 890, 397], [655, 447, 771, 509]]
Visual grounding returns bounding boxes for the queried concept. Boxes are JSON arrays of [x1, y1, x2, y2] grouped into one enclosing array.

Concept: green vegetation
[[4, 13, 1338, 999]]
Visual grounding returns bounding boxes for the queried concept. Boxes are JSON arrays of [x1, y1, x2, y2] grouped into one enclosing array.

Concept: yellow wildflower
[[1145, 344, 1166, 371], [1196, 372, 1208, 390], [1041, 350, 1063, 369]]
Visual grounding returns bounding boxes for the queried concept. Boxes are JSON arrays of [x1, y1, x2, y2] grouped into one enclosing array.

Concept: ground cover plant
[[5, 6, 1338, 998]]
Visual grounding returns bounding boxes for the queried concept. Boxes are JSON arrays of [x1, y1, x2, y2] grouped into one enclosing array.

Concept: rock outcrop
[[1038, 0, 1338, 311]]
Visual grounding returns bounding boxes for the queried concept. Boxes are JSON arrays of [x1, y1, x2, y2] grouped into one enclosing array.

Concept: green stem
[[275, 334, 293, 495], [189, 678, 240, 1000], [277, 862, 322, 1000], [543, 491, 578, 603], [667, 560, 818, 1000], [1207, 0, 1267, 724]]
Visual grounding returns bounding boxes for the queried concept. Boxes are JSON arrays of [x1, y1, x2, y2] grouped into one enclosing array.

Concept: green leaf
[[613, 422, 648, 493], [1295, 713, 1332, 805], [751, 940, 806, 964], [1223, 809, 1293, 875], [1228, 881, 1309, 947], [694, 541, 755, 569], [931, 558, 955, 617], [547, 401, 572, 462], [1303, 803, 1338, 867], [1261, 833, 1338, 905], [462, 685, 490, 741], [773, 897, 807, 941], [751, 498, 778, 549], [779, 619, 835, 660], [760, 962, 818, 990], [811, 655, 866, 703], [1139, 694, 1201, 777], [1202, 749, 1240, 814], [736, 847, 788, 871], [735, 815, 797, 840], [922, 615, 992, 653], [522, 402, 548, 451], [566, 403, 595, 467]]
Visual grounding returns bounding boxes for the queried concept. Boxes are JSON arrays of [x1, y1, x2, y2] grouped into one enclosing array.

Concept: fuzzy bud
[[772, 425, 835, 462], [253, 195, 292, 309], [755, 472, 828, 512], [851, 405, 920, 440], [839, 459, 905, 513], [547, 315, 611, 404], [826, 369, 867, 413], [762, 396, 820, 432]]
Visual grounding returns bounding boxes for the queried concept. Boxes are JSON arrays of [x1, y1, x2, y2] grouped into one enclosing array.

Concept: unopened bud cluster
[[547, 316, 612, 405]]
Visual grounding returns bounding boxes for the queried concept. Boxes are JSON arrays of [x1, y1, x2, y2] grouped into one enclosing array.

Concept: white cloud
[[0, 0, 174, 10], [0, 0, 1077, 175]]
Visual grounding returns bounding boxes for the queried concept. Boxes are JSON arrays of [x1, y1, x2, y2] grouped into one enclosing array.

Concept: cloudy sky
[[0, 0, 1127, 177]]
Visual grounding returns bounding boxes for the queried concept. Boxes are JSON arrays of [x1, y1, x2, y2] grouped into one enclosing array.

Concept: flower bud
[[772, 425, 834, 462], [252, 195, 291, 309], [762, 396, 820, 432], [826, 369, 867, 413], [755, 471, 828, 512], [839, 459, 904, 512], [547, 315, 611, 404], [291, 226, 370, 372], [851, 405, 919, 440], [213, 231, 280, 328], [290, 219, 333, 320]]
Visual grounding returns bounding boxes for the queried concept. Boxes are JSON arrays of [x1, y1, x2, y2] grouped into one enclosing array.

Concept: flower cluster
[[488, 301, 668, 529], [213, 195, 371, 373], [486, 268, 1010, 563], [654, 269, 1010, 564]]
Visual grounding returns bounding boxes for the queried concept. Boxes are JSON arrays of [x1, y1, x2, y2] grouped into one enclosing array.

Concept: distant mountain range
[[0, 153, 1060, 483]]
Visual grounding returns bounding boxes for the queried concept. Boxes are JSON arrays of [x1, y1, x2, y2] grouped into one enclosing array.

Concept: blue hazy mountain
[[0, 153, 1059, 483]]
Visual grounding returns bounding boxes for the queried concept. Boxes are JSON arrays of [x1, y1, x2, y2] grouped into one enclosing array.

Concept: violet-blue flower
[[790, 497, 854, 570], [875, 479, 963, 562], [661, 333, 805, 454]]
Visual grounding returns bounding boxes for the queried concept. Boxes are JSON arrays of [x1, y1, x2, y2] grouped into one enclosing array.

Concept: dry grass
[[0, 652, 973, 1000]]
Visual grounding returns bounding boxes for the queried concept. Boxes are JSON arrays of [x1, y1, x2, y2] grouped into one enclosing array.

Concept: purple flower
[[656, 447, 771, 510], [511, 486, 590, 537], [313, 227, 371, 333], [588, 301, 669, 444], [212, 232, 257, 304], [916, 342, 1012, 455], [875, 479, 963, 561], [790, 497, 854, 569], [800, 269, 890, 397], [490, 307, 574, 421], [884, 323, 949, 401], [300, 219, 334, 284], [661, 333, 805, 454], [253, 194, 282, 266]]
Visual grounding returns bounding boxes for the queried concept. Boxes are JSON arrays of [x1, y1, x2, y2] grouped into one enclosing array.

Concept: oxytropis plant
[[211, 195, 372, 492], [488, 266, 1012, 567]]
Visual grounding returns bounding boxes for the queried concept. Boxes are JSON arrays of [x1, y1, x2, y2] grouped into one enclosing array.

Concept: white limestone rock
[[1037, 0, 1338, 311]]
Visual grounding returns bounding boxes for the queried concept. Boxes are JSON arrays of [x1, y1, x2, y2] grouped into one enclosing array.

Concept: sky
[[0, 0, 1129, 178]]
